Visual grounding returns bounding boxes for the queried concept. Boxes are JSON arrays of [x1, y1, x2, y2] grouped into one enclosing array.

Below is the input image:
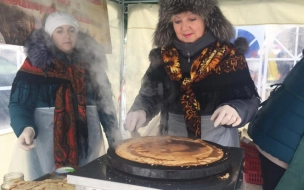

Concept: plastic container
[[244, 157, 262, 171], [1, 172, 24, 190], [240, 142, 259, 158], [244, 169, 263, 185], [241, 141, 263, 185], [55, 167, 75, 176]]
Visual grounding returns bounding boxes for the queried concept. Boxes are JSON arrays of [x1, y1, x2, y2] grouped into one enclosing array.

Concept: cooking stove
[[67, 147, 244, 190]]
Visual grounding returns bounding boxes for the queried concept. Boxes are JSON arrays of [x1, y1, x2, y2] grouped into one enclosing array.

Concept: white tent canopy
[[220, 0, 304, 25], [0, 0, 304, 181]]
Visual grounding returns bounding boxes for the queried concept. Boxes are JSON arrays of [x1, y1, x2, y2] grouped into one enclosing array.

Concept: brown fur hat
[[153, 0, 235, 47]]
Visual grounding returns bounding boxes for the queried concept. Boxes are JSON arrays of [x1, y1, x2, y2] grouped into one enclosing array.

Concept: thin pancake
[[115, 136, 224, 166]]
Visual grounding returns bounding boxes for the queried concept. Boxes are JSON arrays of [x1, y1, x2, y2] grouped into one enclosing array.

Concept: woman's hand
[[210, 105, 241, 127], [18, 127, 35, 150], [124, 110, 146, 132]]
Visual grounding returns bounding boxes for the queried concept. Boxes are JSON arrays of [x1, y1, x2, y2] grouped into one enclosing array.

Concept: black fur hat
[[153, 0, 235, 47]]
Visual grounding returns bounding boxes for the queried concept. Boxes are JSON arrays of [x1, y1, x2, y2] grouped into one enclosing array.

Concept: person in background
[[8, 11, 122, 180], [248, 51, 304, 190], [123, 0, 260, 147]]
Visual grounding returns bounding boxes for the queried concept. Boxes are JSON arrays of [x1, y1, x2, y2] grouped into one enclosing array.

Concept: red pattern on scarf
[[20, 59, 87, 168], [161, 42, 248, 137]]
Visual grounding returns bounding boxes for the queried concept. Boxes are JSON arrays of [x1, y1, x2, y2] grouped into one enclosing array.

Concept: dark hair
[[0, 2, 35, 45]]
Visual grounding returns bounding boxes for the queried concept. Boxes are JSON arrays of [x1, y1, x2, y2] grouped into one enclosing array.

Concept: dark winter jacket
[[130, 33, 260, 132], [8, 29, 120, 146], [248, 57, 304, 165]]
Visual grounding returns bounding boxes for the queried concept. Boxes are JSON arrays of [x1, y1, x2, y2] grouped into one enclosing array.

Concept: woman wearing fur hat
[[124, 0, 260, 147], [8, 11, 122, 180]]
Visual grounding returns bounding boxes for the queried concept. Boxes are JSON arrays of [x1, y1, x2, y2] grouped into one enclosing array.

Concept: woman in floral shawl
[[124, 0, 260, 147]]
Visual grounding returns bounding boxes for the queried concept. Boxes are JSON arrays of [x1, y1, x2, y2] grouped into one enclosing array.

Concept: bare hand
[[210, 105, 241, 127], [18, 127, 35, 150], [124, 110, 146, 132]]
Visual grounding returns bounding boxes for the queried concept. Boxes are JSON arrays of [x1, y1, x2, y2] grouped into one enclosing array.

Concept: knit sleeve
[[8, 81, 38, 138]]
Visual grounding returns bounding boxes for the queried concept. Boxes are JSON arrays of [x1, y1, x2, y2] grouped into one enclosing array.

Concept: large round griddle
[[107, 138, 231, 180]]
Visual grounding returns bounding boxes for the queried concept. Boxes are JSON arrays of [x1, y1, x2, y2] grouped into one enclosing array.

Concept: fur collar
[[24, 29, 107, 70]]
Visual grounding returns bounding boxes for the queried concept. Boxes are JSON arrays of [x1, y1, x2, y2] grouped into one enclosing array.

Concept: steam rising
[[75, 31, 122, 147]]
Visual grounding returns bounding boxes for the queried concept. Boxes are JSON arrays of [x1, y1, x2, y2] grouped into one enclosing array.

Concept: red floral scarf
[[19, 59, 87, 168], [161, 42, 248, 137]]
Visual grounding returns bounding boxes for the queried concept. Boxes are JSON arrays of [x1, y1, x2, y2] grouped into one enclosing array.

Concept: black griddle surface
[[107, 140, 231, 179], [68, 147, 243, 190]]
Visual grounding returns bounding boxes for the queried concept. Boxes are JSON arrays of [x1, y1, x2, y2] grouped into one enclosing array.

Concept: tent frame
[[108, 0, 158, 127]]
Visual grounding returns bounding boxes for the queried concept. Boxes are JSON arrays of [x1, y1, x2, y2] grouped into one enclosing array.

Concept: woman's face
[[172, 12, 206, 43], [52, 25, 77, 54]]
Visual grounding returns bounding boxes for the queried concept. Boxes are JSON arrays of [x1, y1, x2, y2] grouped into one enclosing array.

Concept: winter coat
[[275, 135, 304, 190], [8, 28, 121, 180], [130, 32, 260, 140], [248, 57, 304, 164], [248, 57, 304, 189], [8, 29, 120, 147]]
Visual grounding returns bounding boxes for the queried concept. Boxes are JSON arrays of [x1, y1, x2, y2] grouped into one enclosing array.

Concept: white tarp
[[219, 0, 304, 25]]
